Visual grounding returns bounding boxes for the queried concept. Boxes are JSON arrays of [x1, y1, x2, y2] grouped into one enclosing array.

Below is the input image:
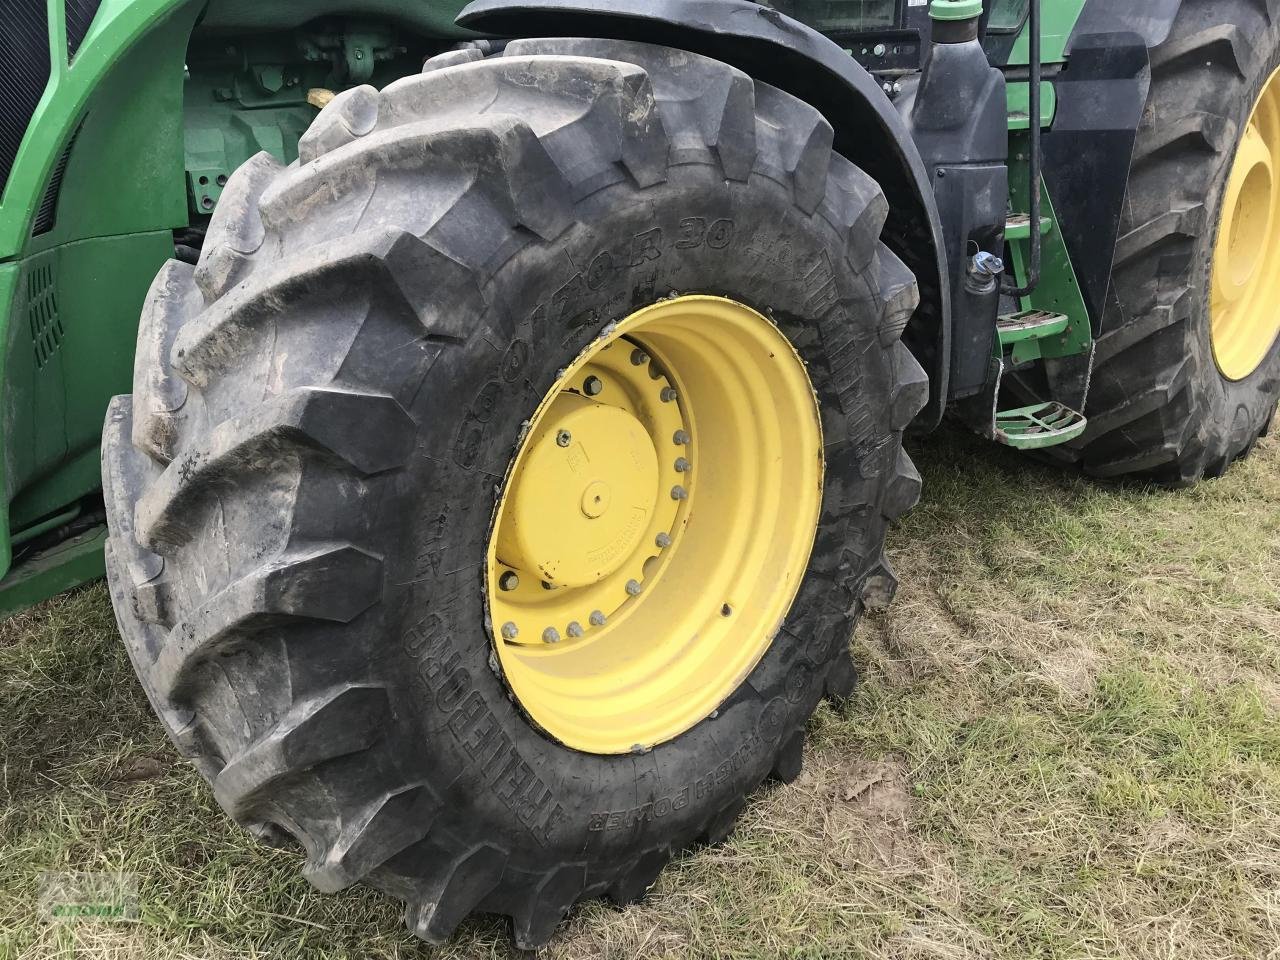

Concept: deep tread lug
[[861, 555, 899, 611], [298, 85, 380, 165], [770, 729, 805, 785], [152, 544, 384, 702], [305, 783, 443, 894], [823, 652, 858, 705], [876, 251, 921, 347], [607, 848, 670, 906], [421, 47, 484, 73], [406, 844, 508, 943], [195, 151, 282, 302], [511, 864, 586, 951], [701, 797, 746, 847], [136, 387, 416, 552], [132, 261, 198, 464], [213, 685, 391, 817], [883, 449, 922, 520], [890, 342, 930, 430]]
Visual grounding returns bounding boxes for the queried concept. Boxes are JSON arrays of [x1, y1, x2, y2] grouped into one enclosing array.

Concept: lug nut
[[671, 485, 688, 501], [567, 622, 584, 638], [584, 376, 604, 396], [556, 430, 572, 448], [660, 387, 678, 403], [625, 579, 643, 596], [655, 532, 672, 549], [631, 348, 649, 366], [673, 429, 690, 446], [675, 458, 691, 473], [499, 571, 520, 592], [589, 610, 607, 626], [542, 627, 561, 644], [501, 622, 519, 640]]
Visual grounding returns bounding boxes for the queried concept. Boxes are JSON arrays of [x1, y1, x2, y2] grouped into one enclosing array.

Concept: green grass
[[3, 426, 1279, 959]]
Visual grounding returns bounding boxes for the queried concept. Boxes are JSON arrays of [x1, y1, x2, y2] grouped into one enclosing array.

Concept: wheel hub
[[1211, 65, 1280, 381], [486, 296, 823, 754]]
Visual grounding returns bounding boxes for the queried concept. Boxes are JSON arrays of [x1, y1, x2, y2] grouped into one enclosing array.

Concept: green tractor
[[3, 0, 1277, 946]]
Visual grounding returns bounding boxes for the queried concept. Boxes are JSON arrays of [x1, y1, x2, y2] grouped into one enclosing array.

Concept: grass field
[[3, 424, 1279, 959]]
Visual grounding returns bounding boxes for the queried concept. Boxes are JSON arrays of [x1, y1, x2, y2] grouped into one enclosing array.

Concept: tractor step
[[994, 402, 1087, 450], [1005, 214, 1053, 240], [997, 309, 1069, 346]]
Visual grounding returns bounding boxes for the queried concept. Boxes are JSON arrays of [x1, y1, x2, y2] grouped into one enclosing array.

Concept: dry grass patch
[[2, 425, 1278, 959]]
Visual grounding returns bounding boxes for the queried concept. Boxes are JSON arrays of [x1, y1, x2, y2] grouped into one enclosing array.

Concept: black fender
[[458, 0, 952, 429], [1042, 0, 1184, 332]]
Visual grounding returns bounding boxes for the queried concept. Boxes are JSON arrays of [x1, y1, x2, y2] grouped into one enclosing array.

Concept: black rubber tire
[[102, 40, 927, 948], [1066, 0, 1280, 484]]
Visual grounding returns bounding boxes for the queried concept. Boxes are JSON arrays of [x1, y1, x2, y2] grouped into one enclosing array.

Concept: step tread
[[997, 309, 1069, 345], [994, 401, 1087, 450], [1005, 214, 1053, 240]]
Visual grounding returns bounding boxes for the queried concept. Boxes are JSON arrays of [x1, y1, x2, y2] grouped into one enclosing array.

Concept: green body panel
[[0, 0, 470, 612], [1002, 0, 1087, 65]]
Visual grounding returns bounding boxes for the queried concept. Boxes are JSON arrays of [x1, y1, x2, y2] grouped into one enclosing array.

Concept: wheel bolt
[[631, 348, 649, 366], [567, 622, 584, 638], [660, 387, 678, 403], [499, 571, 520, 591], [556, 430, 572, 448], [501, 622, 519, 640], [673, 429, 690, 445], [584, 376, 604, 396], [590, 610, 607, 626], [675, 458, 691, 473], [671, 485, 688, 501], [542, 627, 561, 644], [655, 532, 672, 549], [626, 579, 643, 596]]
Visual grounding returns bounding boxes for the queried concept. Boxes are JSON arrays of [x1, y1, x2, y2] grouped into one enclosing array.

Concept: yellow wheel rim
[[1211, 65, 1280, 381], [486, 296, 823, 755]]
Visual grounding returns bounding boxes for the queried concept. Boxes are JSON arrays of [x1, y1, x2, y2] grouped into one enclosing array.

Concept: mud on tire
[[103, 40, 927, 948]]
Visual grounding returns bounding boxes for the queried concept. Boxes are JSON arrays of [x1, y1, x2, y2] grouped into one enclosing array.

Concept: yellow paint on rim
[[1211, 65, 1280, 381], [486, 296, 824, 755]]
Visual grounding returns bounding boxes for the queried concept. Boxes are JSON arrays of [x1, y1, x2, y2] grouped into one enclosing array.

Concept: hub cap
[[486, 296, 824, 754], [1211, 65, 1280, 381]]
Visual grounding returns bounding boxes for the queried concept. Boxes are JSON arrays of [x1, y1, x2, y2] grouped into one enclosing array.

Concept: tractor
[[1, 0, 1276, 947]]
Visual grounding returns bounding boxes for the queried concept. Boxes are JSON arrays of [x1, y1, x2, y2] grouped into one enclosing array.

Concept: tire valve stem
[[625, 579, 643, 596], [501, 622, 519, 640], [655, 532, 672, 549], [542, 627, 561, 644], [671, 485, 688, 501], [589, 610, 607, 627], [567, 622, 584, 639]]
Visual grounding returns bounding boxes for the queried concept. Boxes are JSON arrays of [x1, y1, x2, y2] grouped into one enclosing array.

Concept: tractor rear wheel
[[1070, 0, 1280, 483], [102, 41, 926, 947]]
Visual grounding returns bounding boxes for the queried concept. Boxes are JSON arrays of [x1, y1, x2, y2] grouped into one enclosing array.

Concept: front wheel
[[102, 40, 927, 948]]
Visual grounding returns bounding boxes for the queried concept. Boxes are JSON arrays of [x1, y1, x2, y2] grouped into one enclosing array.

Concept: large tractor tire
[[1069, 0, 1280, 484], [102, 41, 927, 947]]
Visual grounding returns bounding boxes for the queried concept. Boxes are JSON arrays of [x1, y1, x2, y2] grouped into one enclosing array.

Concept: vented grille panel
[[33, 121, 82, 235], [65, 0, 102, 62], [0, 0, 51, 198], [27, 261, 65, 369]]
